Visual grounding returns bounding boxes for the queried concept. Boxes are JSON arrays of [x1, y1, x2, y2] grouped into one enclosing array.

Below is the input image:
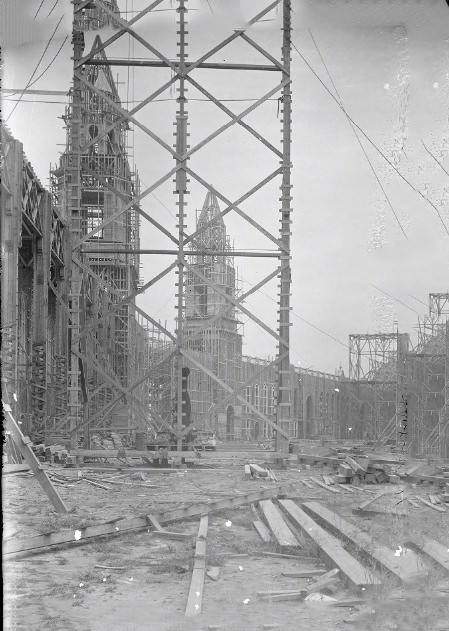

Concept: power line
[[240, 277, 349, 349], [291, 39, 449, 237], [407, 293, 428, 308], [47, 0, 59, 17], [25, 36, 69, 92], [422, 140, 449, 179], [3, 99, 69, 104], [6, 15, 64, 122], [34, 0, 47, 19], [370, 284, 420, 315], [308, 29, 407, 240]]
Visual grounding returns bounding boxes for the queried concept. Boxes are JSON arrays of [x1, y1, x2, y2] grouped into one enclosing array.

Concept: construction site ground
[[3, 444, 449, 631]]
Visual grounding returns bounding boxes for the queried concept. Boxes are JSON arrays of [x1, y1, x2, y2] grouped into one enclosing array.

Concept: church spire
[[195, 190, 228, 252]]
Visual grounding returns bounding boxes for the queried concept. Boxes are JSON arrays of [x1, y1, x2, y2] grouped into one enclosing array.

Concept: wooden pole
[[3, 406, 71, 513]]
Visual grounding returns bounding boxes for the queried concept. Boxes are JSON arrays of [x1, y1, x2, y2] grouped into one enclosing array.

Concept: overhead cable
[[422, 140, 449, 179], [370, 284, 420, 315], [6, 15, 64, 122], [308, 29, 407, 240], [291, 39, 449, 237]]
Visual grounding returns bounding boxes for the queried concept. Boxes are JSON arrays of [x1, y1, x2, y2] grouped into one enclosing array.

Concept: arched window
[[306, 395, 313, 420], [255, 384, 260, 409]]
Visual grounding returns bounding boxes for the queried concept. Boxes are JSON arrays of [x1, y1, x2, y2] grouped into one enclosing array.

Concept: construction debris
[[3, 484, 296, 558], [405, 538, 449, 573], [337, 457, 398, 486], [258, 500, 299, 548], [3, 409, 71, 514], [415, 496, 447, 512], [206, 567, 221, 581], [185, 514, 208, 617], [249, 464, 270, 478], [302, 502, 427, 583], [278, 500, 380, 588]]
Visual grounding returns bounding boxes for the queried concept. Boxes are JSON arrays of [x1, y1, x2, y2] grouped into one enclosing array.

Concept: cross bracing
[[61, 0, 293, 450]]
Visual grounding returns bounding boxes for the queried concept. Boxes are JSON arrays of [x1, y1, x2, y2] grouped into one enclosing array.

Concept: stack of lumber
[[32, 443, 68, 465], [337, 457, 392, 485]]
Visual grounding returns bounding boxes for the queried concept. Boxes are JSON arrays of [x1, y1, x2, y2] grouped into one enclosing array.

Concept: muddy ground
[[3, 451, 449, 631]]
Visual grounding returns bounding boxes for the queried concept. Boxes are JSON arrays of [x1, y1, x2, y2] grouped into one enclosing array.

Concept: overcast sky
[[2, 0, 449, 375]]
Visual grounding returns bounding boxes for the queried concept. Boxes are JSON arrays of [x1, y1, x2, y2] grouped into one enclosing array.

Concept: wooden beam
[[185, 515, 208, 617], [145, 515, 192, 541], [3, 407, 70, 514], [357, 490, 398, 511], [308, 477, 341, 494], [70, 449, 151, 458], [279, 500, 380, 588], [405, 539, 449, 573], [253, 520, 272, 543], [302, 502, 426, 584], [4, 484, 296, 558], [249, 464, 269, 478], [281, 570, 327, 578], [3, 463, 30, 474], [258, 500, 299, 548], [415, 496, 447, 513]]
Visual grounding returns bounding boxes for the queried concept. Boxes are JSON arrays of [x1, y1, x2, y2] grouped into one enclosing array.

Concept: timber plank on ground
[[415, 496, 447, 512], [400, 473, 447, 486], [302, 502, 427, 583], [3, 483, 296, 558], [309, 477, 341, 494], [253, 520, 272, 543], [405, 538, 449, 573], [258, 500, 299, 548], [278, 500, 379, 589], [3, 463, 31, 474], [297, 455, 341, 467], [185, 514, 208, 617], [71, 450, 152, 458]]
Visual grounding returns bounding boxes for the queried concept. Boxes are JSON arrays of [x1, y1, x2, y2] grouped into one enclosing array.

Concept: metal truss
[[348, 333, 404, 443], [414, 294, 449, 456], [68, 0, 293, 451]]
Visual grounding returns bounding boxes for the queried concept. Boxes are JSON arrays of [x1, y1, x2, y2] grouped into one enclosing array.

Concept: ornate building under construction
[[1, 0, 447, 459], [183, 191, 243, 437]]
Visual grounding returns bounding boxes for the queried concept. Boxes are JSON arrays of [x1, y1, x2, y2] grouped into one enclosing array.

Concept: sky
[[2, 0, 449, 375]]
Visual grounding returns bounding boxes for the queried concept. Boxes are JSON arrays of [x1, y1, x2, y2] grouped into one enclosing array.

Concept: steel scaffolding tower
[[347, 332, 409, 444], [67, 0, 293, 451], [56, 1, 153, 447], [412, 293, 449, 456]]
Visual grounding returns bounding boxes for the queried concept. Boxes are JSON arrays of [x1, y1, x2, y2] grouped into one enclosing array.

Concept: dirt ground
[[3, 451, 449, 631]]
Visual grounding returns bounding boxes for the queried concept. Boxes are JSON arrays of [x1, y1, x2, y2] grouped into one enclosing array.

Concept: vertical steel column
[[67, 9, 84, 448], [439, 318, 449, 458], [396, 328, 406, 450], [276, 0, 292, 453], [175, 0, 189, 451]]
